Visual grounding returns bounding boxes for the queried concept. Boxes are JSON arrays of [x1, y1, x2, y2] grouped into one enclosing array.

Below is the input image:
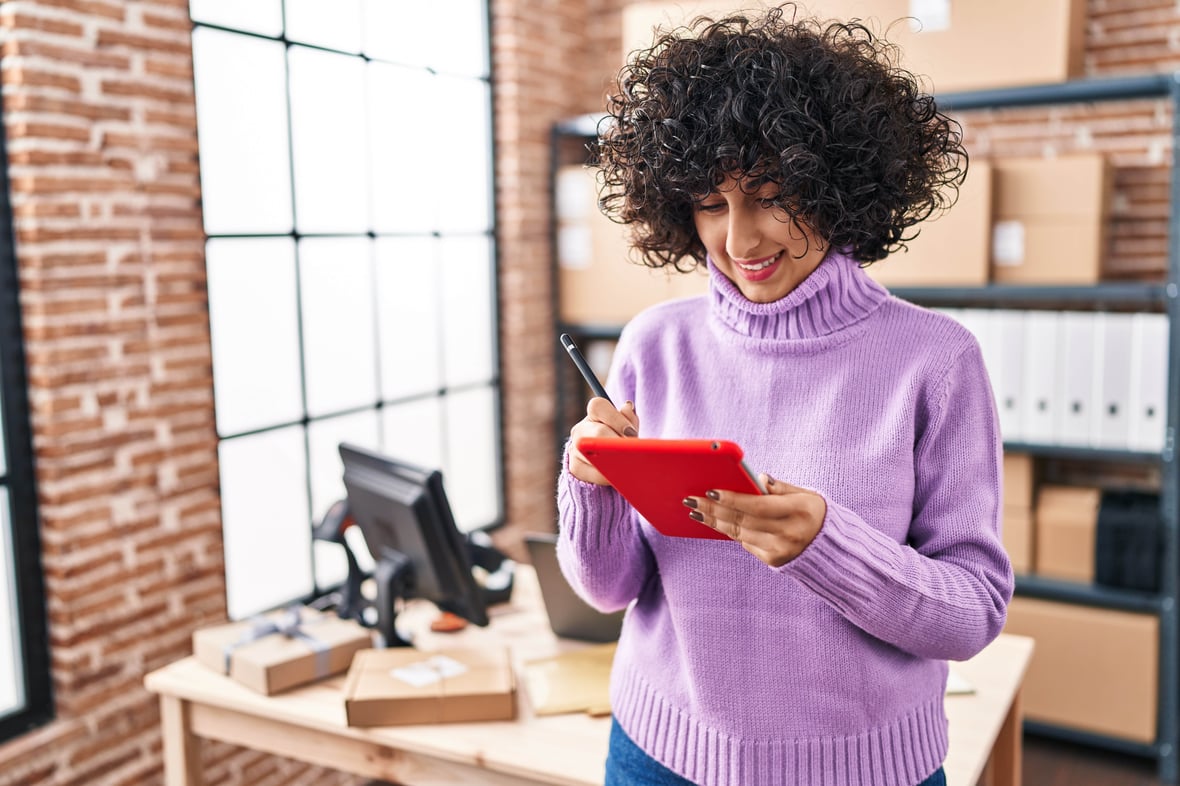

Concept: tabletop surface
[[146, 565, 1034, 786]]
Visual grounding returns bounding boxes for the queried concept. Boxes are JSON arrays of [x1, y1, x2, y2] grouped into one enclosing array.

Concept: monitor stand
[[374, 547, 415, 647]]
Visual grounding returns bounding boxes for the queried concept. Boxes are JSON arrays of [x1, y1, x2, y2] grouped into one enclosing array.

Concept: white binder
[[1020, 310, 1060, 444], [1053, 311, 1098, 446], [1128, 312, 1169, 453], [993, 310, 1027, 442], [1093, 312, 1135, 449]]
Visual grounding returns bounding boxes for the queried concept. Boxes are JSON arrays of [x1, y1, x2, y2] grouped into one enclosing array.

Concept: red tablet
[[574, 437, 765, 540]]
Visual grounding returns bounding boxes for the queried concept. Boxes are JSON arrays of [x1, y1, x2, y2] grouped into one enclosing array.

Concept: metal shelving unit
[[550, 71, 1180, 782]]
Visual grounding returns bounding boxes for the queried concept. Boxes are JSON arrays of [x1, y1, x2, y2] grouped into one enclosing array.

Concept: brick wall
[[0, 0, 1177, 783], [491, 0, 607, 557]]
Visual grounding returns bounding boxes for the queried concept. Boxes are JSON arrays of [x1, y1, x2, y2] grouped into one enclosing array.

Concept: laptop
[[524, 533, 625, 643]]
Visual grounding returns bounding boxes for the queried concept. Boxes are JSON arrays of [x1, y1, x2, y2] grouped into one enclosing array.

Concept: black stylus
[[559, 333, 613, 404]]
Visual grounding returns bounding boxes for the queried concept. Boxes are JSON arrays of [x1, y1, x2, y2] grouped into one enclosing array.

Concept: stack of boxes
[[1001, 453, 1035, 575]]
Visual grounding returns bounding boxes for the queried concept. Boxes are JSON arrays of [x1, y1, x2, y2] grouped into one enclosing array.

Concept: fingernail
[[682, 497, 697, 509], [625, 400, 634, 410], [623, 426, 638, 437], [765, 476, 776, 488], [706, 490, 720, 501], [688, 510, 704, 522]]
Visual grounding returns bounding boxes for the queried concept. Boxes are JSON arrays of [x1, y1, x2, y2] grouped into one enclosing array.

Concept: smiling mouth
[[737, 252, 782, 272]]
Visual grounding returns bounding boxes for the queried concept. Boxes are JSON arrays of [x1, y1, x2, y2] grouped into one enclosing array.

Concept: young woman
[[556, 7, 1013, 786]]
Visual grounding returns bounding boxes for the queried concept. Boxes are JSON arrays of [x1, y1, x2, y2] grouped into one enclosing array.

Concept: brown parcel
[[1002, 451, 1035, 511], [343, 647, 516, 727], [1002, 506, 1033, 576], [1005, 596, 1158, 744], [867, 160, 992, 287], [990, 154, 1112, 285], [557, 164, 708, 326], [622, 0, 1086, 94], [1034, 485, 1101, 583], [192, 607, 374, 696]]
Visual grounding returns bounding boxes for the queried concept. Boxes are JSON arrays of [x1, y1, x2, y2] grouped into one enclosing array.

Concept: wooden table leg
[[983, 688, 1023, 786], [159, 695, 204, 786]]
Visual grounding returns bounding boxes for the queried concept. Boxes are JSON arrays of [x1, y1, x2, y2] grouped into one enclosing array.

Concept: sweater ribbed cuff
[[779, 498, 907, 612]]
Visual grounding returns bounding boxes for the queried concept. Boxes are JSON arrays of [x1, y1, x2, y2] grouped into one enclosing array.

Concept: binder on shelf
[[1128, 313, 1169, 453], [1020, 311, 1060, 444], [1093, 312, 1135, 450], [993, 310, 1027, 442], [1053, 311, 1098, 447]]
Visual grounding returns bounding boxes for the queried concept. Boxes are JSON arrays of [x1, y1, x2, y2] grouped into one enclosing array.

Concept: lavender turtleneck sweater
[[556, 251, 1013, 786]]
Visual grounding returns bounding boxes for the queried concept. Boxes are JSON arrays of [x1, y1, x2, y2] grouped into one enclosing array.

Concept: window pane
[[440, 236, 495, 387], [0, 490, 23, 717], [285, 0, 363, 52], [189, 0, 283, 36], [375, 237, 440, 400], [299, 238, 378, 417], [219, 428, 312, 619], [308, 410, 380, 590], [288, 47, 369, 234], [364, 1, 488, 77], [191, 29, 292, 235], [367, 62, 435, 234], [307, 410, 381, 530], [382, 397, 443, 471], [444, 386, 499, 531], [433, 75, 492, 233], [206, 238, 303, 436]]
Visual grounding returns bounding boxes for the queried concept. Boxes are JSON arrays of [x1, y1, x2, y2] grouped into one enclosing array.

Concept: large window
[[0, 103, 52, 742], [189, 1, 501, 619]]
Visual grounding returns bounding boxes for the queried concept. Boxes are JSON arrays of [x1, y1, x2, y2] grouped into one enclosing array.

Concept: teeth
[[738, 252, 780, 271]]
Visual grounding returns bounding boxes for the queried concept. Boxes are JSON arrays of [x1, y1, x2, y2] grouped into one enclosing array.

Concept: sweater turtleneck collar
[[707, 250, 891, 342]]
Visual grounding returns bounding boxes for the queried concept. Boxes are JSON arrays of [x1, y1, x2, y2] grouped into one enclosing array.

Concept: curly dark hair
[[595, 4, 968, 268]]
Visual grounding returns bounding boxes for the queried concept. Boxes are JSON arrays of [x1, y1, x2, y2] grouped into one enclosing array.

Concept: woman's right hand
[[566, 398, 639, 486]]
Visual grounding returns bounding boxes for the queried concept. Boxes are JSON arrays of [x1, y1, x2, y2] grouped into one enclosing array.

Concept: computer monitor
[[337, 442, 490, 646]]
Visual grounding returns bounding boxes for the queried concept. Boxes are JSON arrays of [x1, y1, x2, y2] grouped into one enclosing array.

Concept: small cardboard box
[[557, 165, 708, 325], [1004, 596, 1158, 743], [1002, 506, 1033, 575], [990, 155, 1112, 285], [1002, 451, 1035, 511], [867, 161, 992, 287], [1034, 485, 1101, 582], [343, 647, 517, 727], [192, 606, 374, 695], [623, 1, 1086, 94]]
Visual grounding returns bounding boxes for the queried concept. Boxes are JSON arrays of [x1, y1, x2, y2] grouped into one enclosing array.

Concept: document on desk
[[523, 642, 617, 716], [946, 668, 975, 695]]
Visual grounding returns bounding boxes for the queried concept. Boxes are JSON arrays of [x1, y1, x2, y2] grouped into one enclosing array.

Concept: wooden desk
[[146, 567, 1033, 786]]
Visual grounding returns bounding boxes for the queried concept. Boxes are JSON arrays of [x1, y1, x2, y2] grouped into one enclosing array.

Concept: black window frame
[[0, 92, 54, 743]]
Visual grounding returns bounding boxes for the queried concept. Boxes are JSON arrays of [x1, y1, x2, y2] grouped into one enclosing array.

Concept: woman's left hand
[[683, 474, 827, 568]]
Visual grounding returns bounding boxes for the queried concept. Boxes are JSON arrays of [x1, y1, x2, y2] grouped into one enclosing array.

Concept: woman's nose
[[726, 210, 761, 259]]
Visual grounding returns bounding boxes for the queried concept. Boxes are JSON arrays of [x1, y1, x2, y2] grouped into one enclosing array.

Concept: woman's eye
[[757, 198, 780, 210], [696, 202, 725, 214]]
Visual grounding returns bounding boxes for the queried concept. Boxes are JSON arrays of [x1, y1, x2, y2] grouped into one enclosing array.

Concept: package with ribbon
[[342, 646, 516, 727], [192, 606, 374, 695]]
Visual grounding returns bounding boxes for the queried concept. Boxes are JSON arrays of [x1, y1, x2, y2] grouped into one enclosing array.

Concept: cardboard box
[[990, 155, 1112, 285], [1002, 506, 1033, 575], [867, 161, 992, 287], [193, 606, 374, 695], [1004, 597, 1158, 743], [557, 165, 708, 325], [343, 647, 517, 727], [1034, 485, 1101, 582], [622, 0, 1086, 94], [1002, 451, 1035, 511]]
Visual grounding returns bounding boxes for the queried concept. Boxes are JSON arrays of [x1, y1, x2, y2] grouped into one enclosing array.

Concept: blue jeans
[[605, 717, 947, 786]]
